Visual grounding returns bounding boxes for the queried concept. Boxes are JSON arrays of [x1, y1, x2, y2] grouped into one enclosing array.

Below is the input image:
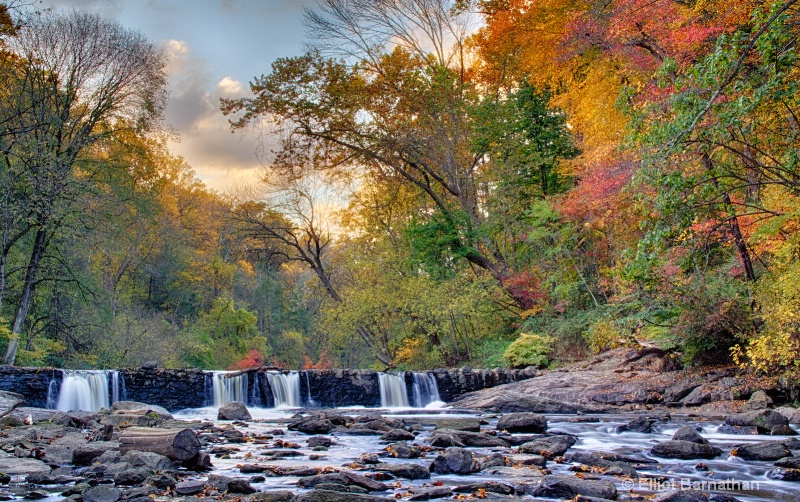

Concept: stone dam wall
[[0, 365, 537, 411]]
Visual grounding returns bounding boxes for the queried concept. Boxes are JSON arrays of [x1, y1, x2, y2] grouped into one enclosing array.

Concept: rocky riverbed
[[0, 348, 797, 501]]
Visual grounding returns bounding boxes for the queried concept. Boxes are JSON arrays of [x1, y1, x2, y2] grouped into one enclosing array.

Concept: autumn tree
[[0, 9, 167, 365]]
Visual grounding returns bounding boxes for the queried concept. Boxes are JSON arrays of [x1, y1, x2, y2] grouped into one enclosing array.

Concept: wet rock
[[616, 416, 654, 433], [650, 440, 722, 459], [119, 451, 175, 471], [434, 418, 480, 432], [507, 454, 547, 467], [768, 468, 800, 481], [725, 410, 788, 433], [73, 441, 119, 466], [664, 382, 699, 403], [496, 412, 547, 433], [742, 390, 773, 412], [217, 401, 252, 421], [386, 441, 420, 458], [294, 490, 391, 501], [655, 489, 742, 501], [454, 391, 588, 413], [379, 429, 415, 441], [734, 441, 792, 461], [567, 451, 639, 477], [297, 473, 387, 492], [174, 480, 205, 495], [110, 401, 172, 420], [452, 482, 515, 495], [771, 425, 797, 436], [407, 486, 453, 500], [251, 491, 296, 501], [360, 418, 404, 431], [518, 435, 577, 457], [431, 447, 477, 474], [528, 475, 617, 499], [717, 424, 758, 435], [775, 406, 800, 424], [0, 391, 25, 418], [82, 486, 122, 502], [307, 436, 333, 448], [145, 473, 177, 489], [25, 471, 56, 485], [120, 485, 157, 500], [373, 462, 430, 479], [775, 456, 800, 468], [289, 417, 335, 435], [113, 469, 149, 486], [672, 426, 708, 444], [0, 457, 50, 476], [783, 437, 800, 448], [430, 429, 508, 448]]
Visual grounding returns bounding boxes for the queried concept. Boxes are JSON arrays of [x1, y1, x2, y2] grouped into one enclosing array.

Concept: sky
[[40, 0, 315, 191]]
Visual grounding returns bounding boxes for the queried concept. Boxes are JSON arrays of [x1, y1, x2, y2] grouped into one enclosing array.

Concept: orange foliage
[[302, 349, 333, 370], [227, 349, 265, 370]]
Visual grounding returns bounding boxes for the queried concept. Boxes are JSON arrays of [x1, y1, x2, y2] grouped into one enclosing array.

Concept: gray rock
[[655, 489, 742, 501], [119, 451, 175, 471], [497, 413, 547, 433], [295, 419, 335, 435], [725, 410, 788, 432], [430, 429, 508, 448], [228, 479, 257, 494], [121, 486, 158, 500], [768, 468, 800, 481], [82, 486, 121, 502], [518, 435, 577, 457], [717, 424, 759, 435], [379, 428, 415, 441], [452, 482, 515, 495], [145, 473, 177, 489], [294, 490, 391, 501], [734, 441, 792, 461], [672, 426, 708, 444], [0, 391, 25, 418], [567, 451, 639, 477], [0, 457, 50, 476], [434, 418, 480, 432], [431, 447, 477, 475], [650, 440, 722, 459], [174, 480, 205, 495], [250, 491, 296, 501], [407, 486, 453, 500], [771, 425, 797, 436], [616, 416, 654, 433], [774, 406, 800, 424], [297, 473, 387, 492], [374, 462, 430, 479], [73, 441, 119, 465], [217, 401, 252, 421], [775, 456, 800, 468], [529, 475, 617, 500], [307, 436, 333, 447], [110, 401, 173, 419], [742, 390, 773, 412], [114, 468, 150, 486]]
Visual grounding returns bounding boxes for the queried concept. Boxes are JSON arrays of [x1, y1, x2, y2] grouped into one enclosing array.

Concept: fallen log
[[119, 427, 200, 460]]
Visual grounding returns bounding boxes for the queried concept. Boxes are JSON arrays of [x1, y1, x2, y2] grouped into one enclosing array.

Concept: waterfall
[[210, 371, 248, 406], [304, 370, 317, 407], [411, 372, 441, 408], [378, 373, 409, 408], [45, 372, 59, 409], [55, 370, 118, 412], [266, 371, 301, 408], [249, 372, 263, 407]]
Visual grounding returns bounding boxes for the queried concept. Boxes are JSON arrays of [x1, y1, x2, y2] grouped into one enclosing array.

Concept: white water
[[210, 371, 248, 406], [303, 370, 317, 407], [55, 370, 120, 412], [378, 373, 409, 407], [267, 371, 301, 408], [411, 372, 441, 408]]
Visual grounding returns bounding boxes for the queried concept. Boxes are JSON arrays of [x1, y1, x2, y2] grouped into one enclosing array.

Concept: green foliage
[[583, 317, 626, 354], [503, 333, 553, 369]]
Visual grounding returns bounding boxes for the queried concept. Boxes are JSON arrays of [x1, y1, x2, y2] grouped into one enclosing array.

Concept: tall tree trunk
[[703, 154, 756, 283], [2, 227, 47, 365]]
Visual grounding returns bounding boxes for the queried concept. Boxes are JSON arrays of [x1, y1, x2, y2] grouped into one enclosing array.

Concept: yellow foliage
[[583, 317, 627, 354], [393, 337, 424, 366]]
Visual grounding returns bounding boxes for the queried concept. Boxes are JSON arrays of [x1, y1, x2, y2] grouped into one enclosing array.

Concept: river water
[[172, 406, 800, 501]]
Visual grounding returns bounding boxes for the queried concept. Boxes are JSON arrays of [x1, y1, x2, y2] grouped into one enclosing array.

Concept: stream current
[[171, 407, 800, 501]]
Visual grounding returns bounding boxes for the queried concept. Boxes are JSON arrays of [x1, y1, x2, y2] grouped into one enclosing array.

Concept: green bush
[[503, 333, 553, 368]]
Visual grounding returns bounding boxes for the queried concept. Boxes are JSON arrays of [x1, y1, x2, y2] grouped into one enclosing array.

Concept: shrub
[[503, 333, 553, 368], [583, 317, 626, 354]]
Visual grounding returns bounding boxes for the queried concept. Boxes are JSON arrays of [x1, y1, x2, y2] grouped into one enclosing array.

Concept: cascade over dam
[[0, 365, 536, 412]]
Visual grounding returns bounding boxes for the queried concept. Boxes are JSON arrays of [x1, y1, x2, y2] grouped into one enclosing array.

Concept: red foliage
[[502, 270, 548, 311], [227, 349, 265, 370], [302, 349, 333, 370]]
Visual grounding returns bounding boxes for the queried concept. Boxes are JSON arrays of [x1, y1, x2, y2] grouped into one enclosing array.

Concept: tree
[[0, 9, 167, 365]]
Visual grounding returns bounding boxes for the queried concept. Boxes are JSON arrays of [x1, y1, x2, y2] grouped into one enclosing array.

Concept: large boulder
[[110, 401, 173, 419], [431, 447, 478, 475], [734, 441, 792, 461], [496, 413, 547, 433], [528, 475, 617, 500], [742, 390, 773, 412], [672, 426, 709, 444], [434, 418, 480, 432], [725, 410, 788, 433], [217, 401, 252, 421], [518, 435, 577, 457], [650, 440, 722, 460]]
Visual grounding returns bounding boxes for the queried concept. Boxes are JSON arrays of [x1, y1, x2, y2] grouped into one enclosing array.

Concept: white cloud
[[217, 76, 244, 95]]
